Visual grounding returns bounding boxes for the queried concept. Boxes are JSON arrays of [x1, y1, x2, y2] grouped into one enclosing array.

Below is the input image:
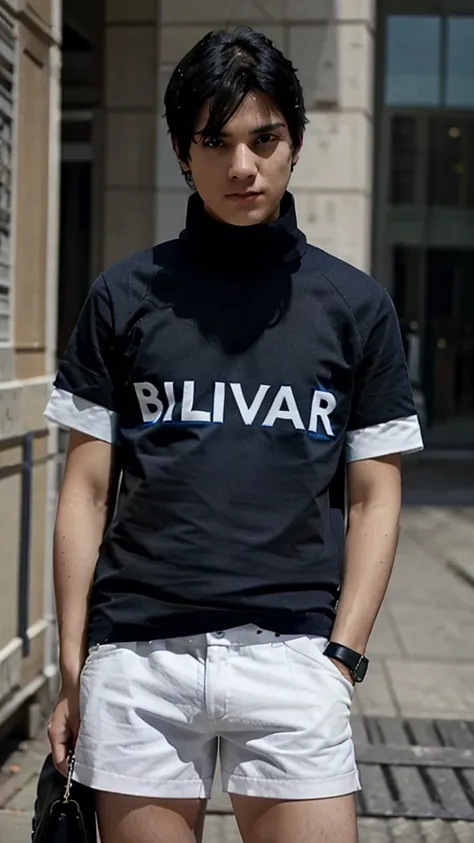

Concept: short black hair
[[164, 26, 307, 167]]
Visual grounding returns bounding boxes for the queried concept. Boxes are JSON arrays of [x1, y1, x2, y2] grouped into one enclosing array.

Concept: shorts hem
[[73, 762, 212, 800], [225, 769, 361, 800]]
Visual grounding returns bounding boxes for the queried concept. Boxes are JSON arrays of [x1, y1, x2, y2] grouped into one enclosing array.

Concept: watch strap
[[323, 641, 368, 682]]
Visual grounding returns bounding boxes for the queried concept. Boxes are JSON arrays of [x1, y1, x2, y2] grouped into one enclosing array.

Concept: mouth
[[226, 191, 263, 202]]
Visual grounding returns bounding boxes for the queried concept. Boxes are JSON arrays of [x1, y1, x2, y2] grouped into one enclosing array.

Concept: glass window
[[446, 17, 474, 107], [385, 16, 441, 106], [467, 121, 474, 208], [390, 117, 418, 204], [428, 118, 474, 207], [428, 118, 464, 206], [392, 246, 422, 327]]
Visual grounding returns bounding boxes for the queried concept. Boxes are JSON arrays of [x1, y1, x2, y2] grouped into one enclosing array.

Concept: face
[[179, 91, 300, 226]]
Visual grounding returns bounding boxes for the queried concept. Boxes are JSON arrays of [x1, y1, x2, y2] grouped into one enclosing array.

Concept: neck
[[180, 191, 306, 274]]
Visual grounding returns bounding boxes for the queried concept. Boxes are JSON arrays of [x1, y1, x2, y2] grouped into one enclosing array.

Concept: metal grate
[[354, 716, 474, 821], [0, 11, 15, 343]]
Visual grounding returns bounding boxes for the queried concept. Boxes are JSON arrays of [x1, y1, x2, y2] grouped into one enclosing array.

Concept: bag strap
[[63, 751, 75, 804]]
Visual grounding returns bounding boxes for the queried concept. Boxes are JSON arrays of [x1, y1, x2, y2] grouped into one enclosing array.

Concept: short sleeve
[[44, 274, 121, 443], [345, 289, 424, 462]]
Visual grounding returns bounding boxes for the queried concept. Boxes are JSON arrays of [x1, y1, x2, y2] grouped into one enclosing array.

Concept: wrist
[[324, 641, 370, 683], [329, 632, 367, 655], [59, 652, 85, 688], [60, 665, 82, 689]]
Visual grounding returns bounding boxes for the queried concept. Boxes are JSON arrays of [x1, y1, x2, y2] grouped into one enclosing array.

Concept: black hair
[[164, 26, 307, 181]]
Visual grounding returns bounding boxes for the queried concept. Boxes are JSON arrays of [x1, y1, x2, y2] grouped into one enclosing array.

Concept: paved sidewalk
[[1, 506, 474, 842], [353, 506, 474, 723]]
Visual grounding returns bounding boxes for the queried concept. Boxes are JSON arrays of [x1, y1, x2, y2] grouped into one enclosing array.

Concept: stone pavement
[[1, 505, 474, 842], [352, 506, 474, 723]]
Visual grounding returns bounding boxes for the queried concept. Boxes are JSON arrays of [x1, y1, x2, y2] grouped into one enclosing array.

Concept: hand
[[48, 684, 80, 777], [328, 657, 355, 686]]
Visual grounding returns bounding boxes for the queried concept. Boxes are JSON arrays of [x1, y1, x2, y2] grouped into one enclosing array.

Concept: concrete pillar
[[102, 0, 160, 266], [156, 0, 376, 272], [288, 1, 375, 271]]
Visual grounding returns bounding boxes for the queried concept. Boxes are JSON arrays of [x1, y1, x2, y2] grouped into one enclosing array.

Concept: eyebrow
[[218, 121, 286, 138]]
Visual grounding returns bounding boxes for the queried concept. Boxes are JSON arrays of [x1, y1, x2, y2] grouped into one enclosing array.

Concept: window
[[390, 117, 418, 204], [385, 16, 441, 106], [446, 17, 474, 107], [428, 117, 474, 207], [428, 118, 463, 205], [0, 12, 15, 343], [385, 12, 474, 109]]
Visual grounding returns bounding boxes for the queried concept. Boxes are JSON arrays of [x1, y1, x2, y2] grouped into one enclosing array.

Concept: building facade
[[0, 0, 61, 727], [1, 0, 473, 725]]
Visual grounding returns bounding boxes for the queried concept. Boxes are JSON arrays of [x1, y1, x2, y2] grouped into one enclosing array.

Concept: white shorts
[[74, 624, 360, 801]]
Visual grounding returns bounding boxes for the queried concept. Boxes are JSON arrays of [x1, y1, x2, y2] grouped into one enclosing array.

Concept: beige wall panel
[[289, 23, 373, 112], [105, 25, 157, 110], [33, 431, 48, 458], [0, 442, 22, 469], [28, 459, 47, 629], [160, 0, 374, 25], [23, 0, 52, 29], [15, 351, 46, 380], [22, 378, 51, 432], [0, 379, 50, 442], [161, 0, 284, 24], [291, 112, 372, 192], [0, 383, 22, 440], [106, 0, 156, 23], [21, 627, 45, 687], [0, 471, 21, 650], [160, 24, 285, 66], [294, 190, 372, 271], [14, 25, 49, 358], [283, 0, 375, 23], [103, 188, 155, 267], [106, 112, 157, 188], [0, 348, 13, 382]]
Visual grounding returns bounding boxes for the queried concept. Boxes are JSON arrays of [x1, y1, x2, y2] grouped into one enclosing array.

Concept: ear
[[171, 138, 190, 174], [292, 142, 303, 169]]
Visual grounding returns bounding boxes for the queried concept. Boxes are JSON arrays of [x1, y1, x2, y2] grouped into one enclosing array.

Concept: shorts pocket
[[82, 643, 120, 671], [282, 636, 355, 696]]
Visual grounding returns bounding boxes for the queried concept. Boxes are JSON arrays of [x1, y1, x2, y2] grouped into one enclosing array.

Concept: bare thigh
[[96, 792, 207, 843], [231, 793, 358, 843]]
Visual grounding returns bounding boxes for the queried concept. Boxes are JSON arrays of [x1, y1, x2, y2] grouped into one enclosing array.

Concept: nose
[[228, 143, 257, 180]]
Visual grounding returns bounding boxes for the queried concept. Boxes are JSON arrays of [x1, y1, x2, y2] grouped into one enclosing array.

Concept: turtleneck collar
[[179, 191, 307, 274]]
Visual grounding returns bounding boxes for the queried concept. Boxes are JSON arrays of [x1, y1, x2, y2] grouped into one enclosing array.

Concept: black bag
[[32, 752, 97, 843]]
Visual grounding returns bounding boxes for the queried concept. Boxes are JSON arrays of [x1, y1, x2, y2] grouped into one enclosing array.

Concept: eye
[[203, 137, 224, 149], [256, 133, 278, 146]]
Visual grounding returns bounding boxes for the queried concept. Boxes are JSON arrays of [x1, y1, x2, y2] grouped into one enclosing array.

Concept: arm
[[330, 454, 402, 664], [49, 430, 115, 775], [55, 430, 115, 687], [44, 274, 121, 773], [329, 288, 423, 681]]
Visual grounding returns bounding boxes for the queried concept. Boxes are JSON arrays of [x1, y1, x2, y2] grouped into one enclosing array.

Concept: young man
[[45, 26, 423, 843]]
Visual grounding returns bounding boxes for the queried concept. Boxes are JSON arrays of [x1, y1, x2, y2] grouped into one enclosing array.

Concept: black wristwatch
[[323, 642, 369, 684]]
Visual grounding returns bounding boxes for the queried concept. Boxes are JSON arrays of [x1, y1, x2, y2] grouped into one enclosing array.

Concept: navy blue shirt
[[45, 192, 423, 645]]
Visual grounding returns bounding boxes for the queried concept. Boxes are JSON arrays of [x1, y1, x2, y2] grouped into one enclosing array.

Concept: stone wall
[[102, 0, 160, 267]]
